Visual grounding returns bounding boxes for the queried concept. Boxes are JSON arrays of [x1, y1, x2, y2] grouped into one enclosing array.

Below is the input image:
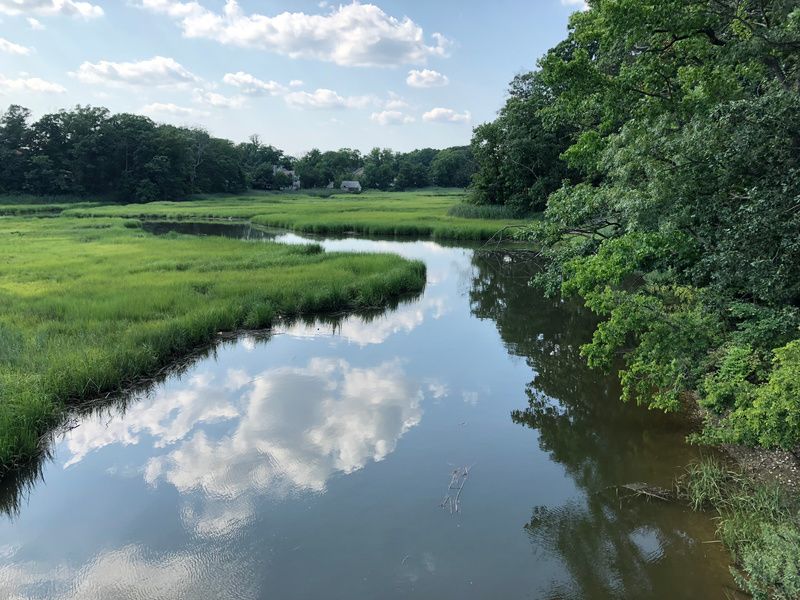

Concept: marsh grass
[[0, 216, 426, 471], [64, 189, 527, 240], [446, 202, 520, 220], [679, 459, 800, 599]]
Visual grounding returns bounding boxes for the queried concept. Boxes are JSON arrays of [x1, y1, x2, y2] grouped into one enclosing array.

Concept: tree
[[430, 146, 475, 188], [520, 0, 800, 450], [0, 105, 32, 192], [470, 70, 577, 215], [362, 148, 397, 190]]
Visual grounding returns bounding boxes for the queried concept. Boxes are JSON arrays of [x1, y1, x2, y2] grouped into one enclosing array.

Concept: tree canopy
[[490, 0, 800, 452], [0, 106, 476, 200]]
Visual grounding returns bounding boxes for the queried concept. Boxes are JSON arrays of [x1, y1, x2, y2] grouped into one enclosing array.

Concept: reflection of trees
[[470, 251, 728, 599], [523, 495, 722, 600]]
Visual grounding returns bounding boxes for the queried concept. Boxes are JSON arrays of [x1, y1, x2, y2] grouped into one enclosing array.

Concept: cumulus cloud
[[27, 16, 44, 28], [0, 74, 65, 93], [371, 110, 415, 126], [222, 71, 286, 96], [0, 37, 31, 55], [422, 107, 471, 123], [140, 103, 208, 119], [406, 68, 449, 88], [0, 0, 103, 18], [289, 79, 303, 88], [193, 89, 245, 109], [74, 56, 200, 87], [383, 91, 409, 110], [138, 0, 451, 67], [284, 88, 374, 110]]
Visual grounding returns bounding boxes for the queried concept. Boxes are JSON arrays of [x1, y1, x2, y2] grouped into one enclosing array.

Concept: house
[[273, 165, 301, 190], [340, 181, 362, 193]]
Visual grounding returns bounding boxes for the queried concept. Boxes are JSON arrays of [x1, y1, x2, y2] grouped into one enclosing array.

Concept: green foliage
[[294, 147, 361, 188], [430, 146, 474, 188], [470, 70, 579, 215], [503, 0, 800, 450], [362, 148, 397, 190], [0, 105, 247, 200], [680, 459, 800, 600]]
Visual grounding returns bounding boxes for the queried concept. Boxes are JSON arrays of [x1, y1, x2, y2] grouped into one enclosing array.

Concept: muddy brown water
[[0, 223, 738, 599]]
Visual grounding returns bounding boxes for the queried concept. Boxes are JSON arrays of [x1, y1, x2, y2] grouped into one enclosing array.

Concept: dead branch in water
[[440, 465, 474, 514]]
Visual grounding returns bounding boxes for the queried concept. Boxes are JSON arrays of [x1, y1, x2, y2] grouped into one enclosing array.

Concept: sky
[[0, 0, 586, 155]]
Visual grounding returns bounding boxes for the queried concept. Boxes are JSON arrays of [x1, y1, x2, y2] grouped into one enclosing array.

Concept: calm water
[[0, 224, 738, 599]]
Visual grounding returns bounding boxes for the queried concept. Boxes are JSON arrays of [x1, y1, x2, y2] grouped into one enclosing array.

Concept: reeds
[[678, 459, 800, 600]]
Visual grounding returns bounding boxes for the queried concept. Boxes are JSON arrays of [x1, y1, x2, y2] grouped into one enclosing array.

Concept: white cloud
[[193, 89, 245, 109], [289, 79, 303, 88], [0, 74, 65, 93], [140, 102, 209, 119], [284, 88, 374, 110], [0, 0, 103, 18], [0, 37, 31, 55], [371, 110, 414, 126], [384, 91, 408, 110], [561, 0, 589, 11], [74, 56, 200, 87], [422, 107, 471, 123], [138, 0, 451, 67], [222, 71, 286, 96], [406, 68, 449, 88], [26, 16, 44, 28]]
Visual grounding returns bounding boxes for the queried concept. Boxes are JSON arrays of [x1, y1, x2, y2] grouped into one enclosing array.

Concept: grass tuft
[[678, 458, 800, 600]]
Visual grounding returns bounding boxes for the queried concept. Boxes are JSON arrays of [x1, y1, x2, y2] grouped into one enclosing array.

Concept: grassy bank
[[0, 216, 426, 470], [680, 459, 800, 599], [64, 189, 527, 240]]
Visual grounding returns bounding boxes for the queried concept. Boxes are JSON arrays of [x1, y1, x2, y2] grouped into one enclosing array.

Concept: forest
[[0, 104, 475, 201]]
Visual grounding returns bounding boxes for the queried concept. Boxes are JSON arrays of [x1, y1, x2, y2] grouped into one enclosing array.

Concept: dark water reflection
[[0, 225, 737, 599]]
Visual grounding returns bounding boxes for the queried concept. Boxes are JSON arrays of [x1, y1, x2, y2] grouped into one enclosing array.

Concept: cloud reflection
[[144, 358, 423, 497], [277, 296, 449, 346]]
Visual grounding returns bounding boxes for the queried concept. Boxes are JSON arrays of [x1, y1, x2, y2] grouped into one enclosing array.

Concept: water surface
[[0, 225, 737, 599]]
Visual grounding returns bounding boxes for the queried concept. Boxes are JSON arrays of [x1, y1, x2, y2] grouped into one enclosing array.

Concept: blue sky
[[0, 1, 584, 155]]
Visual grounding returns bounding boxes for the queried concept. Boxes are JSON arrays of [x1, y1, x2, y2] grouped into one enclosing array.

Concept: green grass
[[0, 215, 426, 471], [64, 189, 527, 240], [0, 202, 101, 216], [446, 202, 520, 220], [679, 459, 800, 600]]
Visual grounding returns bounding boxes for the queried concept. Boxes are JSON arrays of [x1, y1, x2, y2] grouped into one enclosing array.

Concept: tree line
[[470, 0, 800, 457], [0, 104, 475, 201]]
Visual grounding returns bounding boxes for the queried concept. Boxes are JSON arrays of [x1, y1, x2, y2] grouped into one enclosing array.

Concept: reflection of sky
[[145, 358, 424, 498], [58, 357, 429, 538], [277, 296, 449, 346], [0, 235, 734, 600]]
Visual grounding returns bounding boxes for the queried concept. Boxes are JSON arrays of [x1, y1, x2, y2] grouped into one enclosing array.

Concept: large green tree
[[470, 69, 578, 215], [523, 0, 800, 450]]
